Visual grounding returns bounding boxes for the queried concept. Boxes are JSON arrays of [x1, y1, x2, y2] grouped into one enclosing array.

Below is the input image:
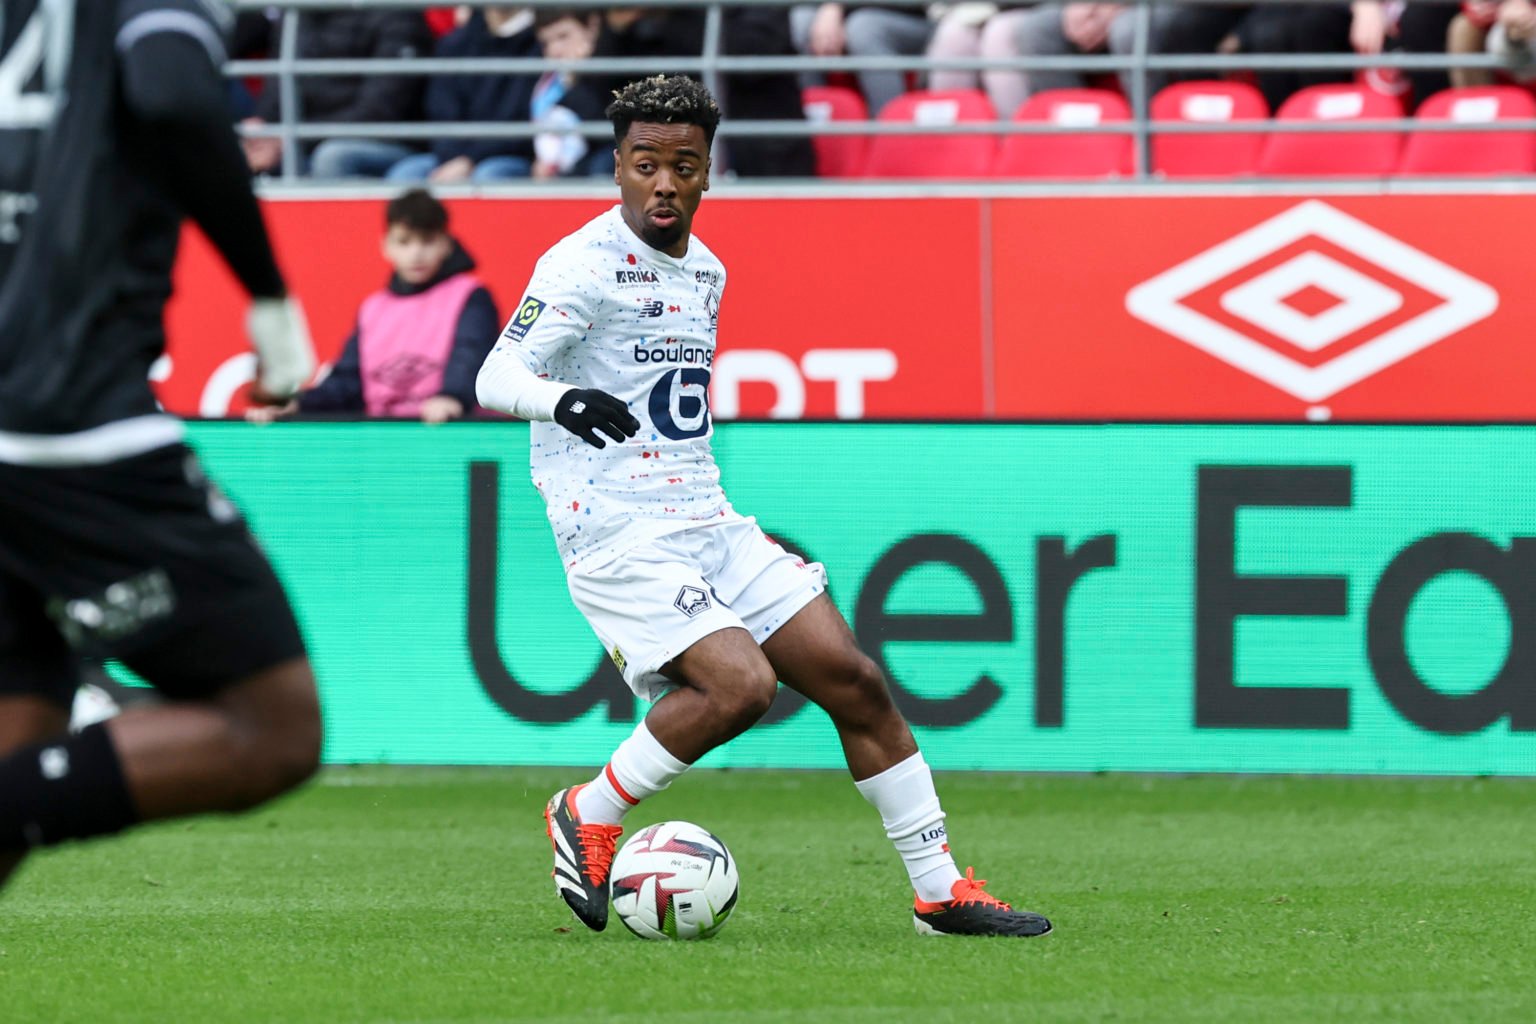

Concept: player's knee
[[267, 698, 322, 794], [222, 661, 322, 808], [848, 654, 892, 704], [832, 655, 899, 729], [235, 715, 319, 810], [713, 665, 777, 731]]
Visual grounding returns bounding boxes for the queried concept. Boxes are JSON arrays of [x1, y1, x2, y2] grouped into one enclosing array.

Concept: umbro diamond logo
[[1126, 200, 1498, 402]]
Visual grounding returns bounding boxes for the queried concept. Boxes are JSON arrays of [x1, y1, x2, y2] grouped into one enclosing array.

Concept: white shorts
[[567, 515, 827, 702]]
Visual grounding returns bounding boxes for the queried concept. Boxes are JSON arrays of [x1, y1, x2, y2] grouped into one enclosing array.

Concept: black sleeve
[[118, 28, 286, 299], [296, 329, 365, 412], [438, 287, 499, 409]]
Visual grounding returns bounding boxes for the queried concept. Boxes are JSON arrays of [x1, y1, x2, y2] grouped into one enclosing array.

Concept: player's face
[[382, 226, 453, 286], [615, 122, 710, 258]]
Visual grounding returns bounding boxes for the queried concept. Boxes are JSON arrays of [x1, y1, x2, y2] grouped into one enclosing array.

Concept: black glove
[[554, 388, 641, 449]]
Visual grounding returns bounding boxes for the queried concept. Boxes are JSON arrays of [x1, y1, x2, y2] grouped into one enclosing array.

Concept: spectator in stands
[[385, 7, 545, 183], [597, 7, 816, 175], [1389, 4, 1467, 104], [1487, 0, 1536, 79], [926, 3, 1040, 118], [529, 8, 614, 178], [227, 9, 276, 120], [242, 8, 432, 178], [1013, 4, 1180, 101], [789, 4, 935, 116], [1152, 3, 1403, 113], [247, 191, 497, 424], [1449, 3, 1502, 86]]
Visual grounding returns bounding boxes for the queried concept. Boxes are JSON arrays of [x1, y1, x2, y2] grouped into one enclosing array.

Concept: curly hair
[[606, 74, 722, 148]]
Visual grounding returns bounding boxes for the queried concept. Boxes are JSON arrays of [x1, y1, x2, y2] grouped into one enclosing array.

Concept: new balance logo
[[1126, 201, 1498, 403]]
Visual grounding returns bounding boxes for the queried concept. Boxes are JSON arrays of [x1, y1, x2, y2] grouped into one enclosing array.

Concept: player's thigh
[[760, 592, 889, 717], [659, 624, 776, 696], [0, 446, 306, 702], [566, 541, 752, 704], [0, 570, 77, 751]]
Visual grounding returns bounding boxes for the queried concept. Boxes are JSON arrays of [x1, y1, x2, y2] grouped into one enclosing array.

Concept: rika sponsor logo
[[616, 268, 660, 285], [1125, 201, 1498, 403], [674, 586, 711, 618]]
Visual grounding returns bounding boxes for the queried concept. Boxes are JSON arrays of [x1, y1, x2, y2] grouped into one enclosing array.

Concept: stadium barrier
[[233, 0, 1525, 182], [174, 420, 1536, 775], [167, 191, 1536, 421]]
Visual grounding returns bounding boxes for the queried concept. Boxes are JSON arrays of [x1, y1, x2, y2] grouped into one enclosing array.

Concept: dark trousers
[[1157, 3, 1462, 112]]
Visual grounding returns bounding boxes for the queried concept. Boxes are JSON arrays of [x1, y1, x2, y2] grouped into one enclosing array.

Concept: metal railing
[[228, 0, 1536, 183]]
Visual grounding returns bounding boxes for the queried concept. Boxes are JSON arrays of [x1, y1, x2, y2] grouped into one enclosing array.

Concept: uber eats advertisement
[[183, 422, 1536, 775]]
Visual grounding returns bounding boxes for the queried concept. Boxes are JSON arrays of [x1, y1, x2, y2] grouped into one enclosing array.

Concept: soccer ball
[[610, 821, 739, 940]]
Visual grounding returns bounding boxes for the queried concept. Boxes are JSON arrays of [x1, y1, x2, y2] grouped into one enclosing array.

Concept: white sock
[[854, 751, 964, 903], [573, 721, 691, 826]]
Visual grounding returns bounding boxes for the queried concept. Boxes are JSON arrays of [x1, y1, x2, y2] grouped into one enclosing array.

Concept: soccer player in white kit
[[476, 75, 1050, 938]]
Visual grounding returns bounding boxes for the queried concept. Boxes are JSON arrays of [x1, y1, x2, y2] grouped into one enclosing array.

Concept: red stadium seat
[[1399, 86, 1536, 175], [861, 89, 998, 179], [995, 89, 1132, 179], [802, 86, 870, 179], [1150, 80, 1268, 178], [1258, 84, 1404, 177]]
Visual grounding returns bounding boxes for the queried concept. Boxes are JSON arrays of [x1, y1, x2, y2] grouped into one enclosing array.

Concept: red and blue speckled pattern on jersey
[[492, 207, 734, 572]]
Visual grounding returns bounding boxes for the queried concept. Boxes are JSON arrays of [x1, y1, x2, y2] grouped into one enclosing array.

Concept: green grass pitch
[[3, 767, 1533, 1023]]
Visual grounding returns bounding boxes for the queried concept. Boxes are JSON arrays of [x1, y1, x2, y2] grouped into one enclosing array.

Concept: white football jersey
[[481, 206, 732, 571]]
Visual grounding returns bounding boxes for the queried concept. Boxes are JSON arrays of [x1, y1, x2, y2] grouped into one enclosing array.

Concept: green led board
[[181, 422, 1536, 774]]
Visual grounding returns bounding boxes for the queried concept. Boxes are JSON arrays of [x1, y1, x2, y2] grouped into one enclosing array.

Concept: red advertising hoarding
[[165, 193, 1534, 421], [991, 194, 1531, 420], [163, 198, 986, 419]]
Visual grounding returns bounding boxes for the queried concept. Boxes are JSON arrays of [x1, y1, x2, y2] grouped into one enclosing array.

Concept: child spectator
[[530, 8, 613, 178], [249, 191, 497, 424]]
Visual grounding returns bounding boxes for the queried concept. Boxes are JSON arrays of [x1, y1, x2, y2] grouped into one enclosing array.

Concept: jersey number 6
[[648, 367, 711, 441]]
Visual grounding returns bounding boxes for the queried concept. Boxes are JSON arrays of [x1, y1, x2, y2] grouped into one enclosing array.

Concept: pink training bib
[[356, 272, 483, 416]]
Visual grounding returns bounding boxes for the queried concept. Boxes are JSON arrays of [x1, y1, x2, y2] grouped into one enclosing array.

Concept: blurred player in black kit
[[0, 0, 322, 890]]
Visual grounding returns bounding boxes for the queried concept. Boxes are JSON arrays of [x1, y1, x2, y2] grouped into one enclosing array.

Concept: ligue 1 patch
[[610, 646, 627, 672], [504, 296, 546, 341]]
